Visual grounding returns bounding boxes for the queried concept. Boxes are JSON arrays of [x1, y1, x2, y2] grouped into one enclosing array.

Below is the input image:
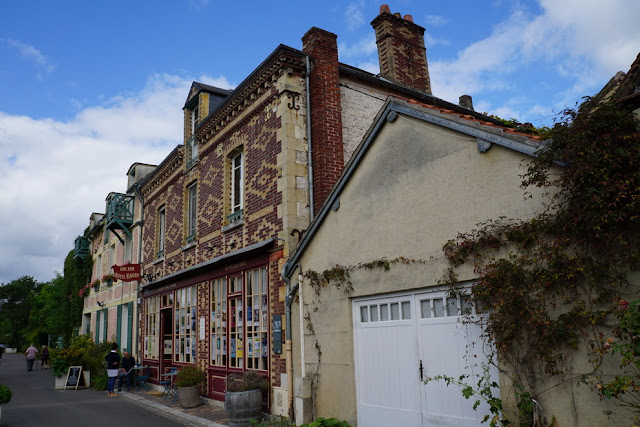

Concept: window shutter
[[117, 305, 122, 349], [103, 308, 108, 342], [127, 302, 134, 355], [96, 311, 101, 344]]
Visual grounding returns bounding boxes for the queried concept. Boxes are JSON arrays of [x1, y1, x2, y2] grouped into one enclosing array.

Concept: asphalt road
[[0, 352, 184, 426]]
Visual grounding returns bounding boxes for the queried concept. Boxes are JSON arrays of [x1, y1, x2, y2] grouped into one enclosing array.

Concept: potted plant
[[175, 366, 205, 409], [225, 371, 268, 426], [0, 384, 12, 424]]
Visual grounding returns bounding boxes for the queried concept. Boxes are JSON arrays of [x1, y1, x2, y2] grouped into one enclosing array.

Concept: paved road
[[0, 353, 184, 426]]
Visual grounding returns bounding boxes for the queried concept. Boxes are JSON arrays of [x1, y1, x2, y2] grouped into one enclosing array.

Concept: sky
[[0, 0, 639, 285]]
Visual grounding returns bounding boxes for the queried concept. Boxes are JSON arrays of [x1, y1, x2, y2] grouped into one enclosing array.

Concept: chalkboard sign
[[65, 366, 86, 390]]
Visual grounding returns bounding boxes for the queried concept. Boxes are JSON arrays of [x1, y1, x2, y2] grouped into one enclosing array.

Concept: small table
[[132, 365, 150, 391], [160, 371, 178, 402]]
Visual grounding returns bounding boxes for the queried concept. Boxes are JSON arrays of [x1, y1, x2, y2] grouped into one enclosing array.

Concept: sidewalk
[[118, 385, 231, 427]]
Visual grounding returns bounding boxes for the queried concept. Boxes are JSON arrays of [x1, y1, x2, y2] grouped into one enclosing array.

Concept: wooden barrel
[[225, 389, 263, 426]]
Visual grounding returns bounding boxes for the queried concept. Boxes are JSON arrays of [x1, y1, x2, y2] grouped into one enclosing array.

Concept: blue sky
[[1, 0, 639, 284]]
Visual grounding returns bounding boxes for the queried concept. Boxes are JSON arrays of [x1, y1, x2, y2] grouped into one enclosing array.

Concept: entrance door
[[160, 308, 173, 373], [353, 290, 497, 427]]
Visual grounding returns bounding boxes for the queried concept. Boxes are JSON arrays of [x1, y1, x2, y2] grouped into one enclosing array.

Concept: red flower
[[620, 300, 630, 310]]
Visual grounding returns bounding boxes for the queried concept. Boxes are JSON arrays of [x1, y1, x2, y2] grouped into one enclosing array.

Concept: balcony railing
[[74, 236, 90, 259], [105, 193, 134, 241], [227, 209, 244, 225]]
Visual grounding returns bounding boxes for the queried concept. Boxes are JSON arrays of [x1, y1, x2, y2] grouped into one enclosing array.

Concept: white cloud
[[425, 15, 450, 27], [428, 0, 640, 122], [0, 73, 233, 284], [345, 1, 366, 31], [339, 34, 377, 62], [4, 38, 55, 74]]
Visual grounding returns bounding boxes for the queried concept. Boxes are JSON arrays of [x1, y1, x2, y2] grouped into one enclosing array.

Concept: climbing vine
[[442, 98, 640, 422]]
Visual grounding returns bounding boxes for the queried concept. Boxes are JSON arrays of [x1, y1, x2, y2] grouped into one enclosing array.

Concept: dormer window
[[191, 106, 200, 134]]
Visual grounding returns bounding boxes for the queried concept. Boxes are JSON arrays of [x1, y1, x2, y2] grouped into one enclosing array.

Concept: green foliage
[[0, 384, 12, 404], [425, 363, 508, 426], [62, 247, 92, 347], [250, 415, 296, 427], [0, 275, 41, 350], [304, 257, 427, 294], [300, 418, 351, 427], [226, 370, 268, 392], [442, 98, 640, 421], [50, 335, 111, 379], [175, 366, 206, 388], [93, 373, 108, 390]]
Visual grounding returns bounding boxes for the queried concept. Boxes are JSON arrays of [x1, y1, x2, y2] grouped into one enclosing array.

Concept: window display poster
[[254, 305, 260, 326], [212, 336, 217, 358], [231, 338, 236, 358], [247, 339, 253, 357], [211, 311, 216, 327], [262, 296, 267, 326], [200, 317, 205, 340], [261, 337, 268, 357], [238, 305, 243, 327], [253, 336, 260, 356], [237, 339, 243, 358], [231, 307, 236, 328], [247, 305, 252, 323]]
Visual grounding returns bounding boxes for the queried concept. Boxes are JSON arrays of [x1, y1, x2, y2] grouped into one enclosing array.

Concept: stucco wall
[[289, 112, 628, 425]]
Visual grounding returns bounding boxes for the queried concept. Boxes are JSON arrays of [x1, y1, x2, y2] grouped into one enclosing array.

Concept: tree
[[0, 276, 41, 350]]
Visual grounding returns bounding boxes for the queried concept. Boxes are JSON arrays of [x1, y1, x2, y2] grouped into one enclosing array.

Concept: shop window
[[144, 295, 160, 360], [211, 278, 227, 367], [175, 286, 197, 363]]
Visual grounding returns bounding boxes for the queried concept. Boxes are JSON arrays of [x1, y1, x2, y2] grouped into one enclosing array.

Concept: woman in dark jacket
[[105, 343, 120, 397]]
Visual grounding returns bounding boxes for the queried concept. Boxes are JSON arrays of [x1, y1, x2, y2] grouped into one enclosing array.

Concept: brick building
[[135, 4, 505, 413]]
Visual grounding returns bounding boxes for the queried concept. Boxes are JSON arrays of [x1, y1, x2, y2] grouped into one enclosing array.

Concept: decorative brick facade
[[372, 4, 432, 94]]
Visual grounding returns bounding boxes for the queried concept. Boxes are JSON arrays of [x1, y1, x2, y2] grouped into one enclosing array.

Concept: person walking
[[105, 343, 120, 397], [117, 351, 136, 392], [25, 344, 37, 371], [41, 345, 49, 369]]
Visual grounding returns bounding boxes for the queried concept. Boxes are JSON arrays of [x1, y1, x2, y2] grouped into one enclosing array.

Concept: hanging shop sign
[[112, 264, 141, 282]]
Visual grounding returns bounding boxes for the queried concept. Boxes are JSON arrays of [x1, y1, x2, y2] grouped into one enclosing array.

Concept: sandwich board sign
[[65, 366, 87, 390]]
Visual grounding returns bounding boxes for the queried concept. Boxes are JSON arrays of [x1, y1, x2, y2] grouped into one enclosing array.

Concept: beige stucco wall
[[290, 112, 630, 425]]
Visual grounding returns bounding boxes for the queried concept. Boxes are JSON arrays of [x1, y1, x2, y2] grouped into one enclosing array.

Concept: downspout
[[305, 56, 315, 221], [282, 263, 301, 419], [134, 183, 145, 360]]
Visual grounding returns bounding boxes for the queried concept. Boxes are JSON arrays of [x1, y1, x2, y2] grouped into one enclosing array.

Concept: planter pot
[[177, 385, 200, 409], [225, 389, 262, 427]]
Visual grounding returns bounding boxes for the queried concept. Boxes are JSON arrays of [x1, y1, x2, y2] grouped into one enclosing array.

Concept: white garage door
[[353, 289, 498, 427]]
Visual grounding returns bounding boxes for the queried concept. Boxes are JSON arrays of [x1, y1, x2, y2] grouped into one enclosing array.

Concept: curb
[[120, 391, 226, 427]]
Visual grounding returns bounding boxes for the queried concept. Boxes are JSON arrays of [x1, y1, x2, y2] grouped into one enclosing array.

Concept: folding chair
[[135, 366, 150, 391]]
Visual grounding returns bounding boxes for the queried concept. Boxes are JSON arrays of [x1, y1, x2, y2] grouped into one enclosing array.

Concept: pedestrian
[[118, 351, 136, 392], [25, 344, 38, 371], [105, 343, 120, 397], [41, 345, 49, 369]]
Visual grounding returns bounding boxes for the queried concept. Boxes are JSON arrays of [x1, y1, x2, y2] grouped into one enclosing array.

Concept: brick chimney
[[371, 4, 431, 94], [302, 27, 345, 214]]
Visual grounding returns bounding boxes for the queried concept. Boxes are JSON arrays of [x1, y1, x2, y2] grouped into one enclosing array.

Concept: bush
[[93, 373, 108, 390], [0, 384, 12, 404], [175, 366, 205, 388], [50, 335, 112, 382], [226, 370, 268, 392], [301, 418, 351, 427]]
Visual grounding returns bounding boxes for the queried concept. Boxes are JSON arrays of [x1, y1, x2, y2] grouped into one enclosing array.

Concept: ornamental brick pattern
[[372, 5, 432, 94]]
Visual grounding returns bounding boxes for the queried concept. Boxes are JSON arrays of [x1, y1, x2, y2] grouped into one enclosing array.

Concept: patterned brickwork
[[371, 6, 431, 94]]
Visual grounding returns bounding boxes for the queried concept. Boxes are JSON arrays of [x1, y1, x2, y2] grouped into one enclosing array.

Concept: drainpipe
[[282, 263, 301, 419], [305, 56, 315, 221], [134, 183, 145, 360]]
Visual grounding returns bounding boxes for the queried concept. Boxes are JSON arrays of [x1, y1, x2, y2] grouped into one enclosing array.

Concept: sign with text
[[112, 264, 141, 282]]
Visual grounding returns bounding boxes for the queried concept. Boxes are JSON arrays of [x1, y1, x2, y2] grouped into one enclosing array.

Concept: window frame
[[144, 295, 160, 360], [175, 286, 197, 363], [157, 205, 166, 258], [231, 152, 243, 214], [186, 182, 197, 243]]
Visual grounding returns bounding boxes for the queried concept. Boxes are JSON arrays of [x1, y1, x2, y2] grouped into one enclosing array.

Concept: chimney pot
[[380, 4, 390, 14], [393, 12, 401, 18], [459, 95, 474, 111], [404, 14, 413, 22]]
